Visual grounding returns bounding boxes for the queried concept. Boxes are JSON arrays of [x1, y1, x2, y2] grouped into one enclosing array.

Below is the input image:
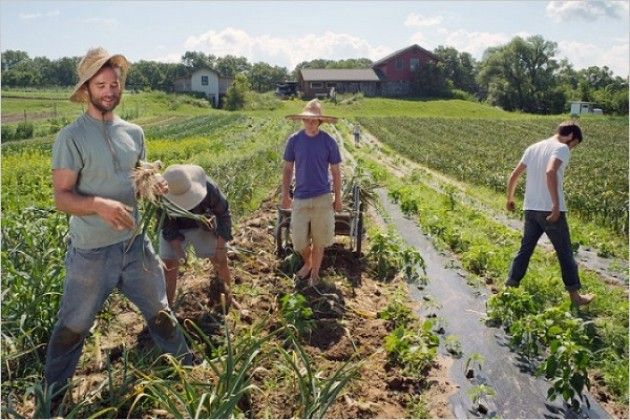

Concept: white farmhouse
[[173, 68, 233, 107]]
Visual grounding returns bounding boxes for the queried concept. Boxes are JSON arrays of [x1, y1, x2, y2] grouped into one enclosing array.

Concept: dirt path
[[348, 121, 628, 286], [375, 188, 611, 418]]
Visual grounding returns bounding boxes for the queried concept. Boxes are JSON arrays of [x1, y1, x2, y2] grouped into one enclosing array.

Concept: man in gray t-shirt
[[44, 48, 190, 405]]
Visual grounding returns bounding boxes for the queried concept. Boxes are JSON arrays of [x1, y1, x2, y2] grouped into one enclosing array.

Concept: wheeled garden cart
[[274, 184, 364, 257]]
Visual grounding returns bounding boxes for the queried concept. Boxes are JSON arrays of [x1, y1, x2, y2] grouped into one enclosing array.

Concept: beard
[[88, 90, 122, 113]]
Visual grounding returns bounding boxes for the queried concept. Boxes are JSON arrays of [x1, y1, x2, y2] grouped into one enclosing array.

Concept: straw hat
[[286, 99, 338, 123], [163, 164, 207, 211], [70, 47, 129, 103]]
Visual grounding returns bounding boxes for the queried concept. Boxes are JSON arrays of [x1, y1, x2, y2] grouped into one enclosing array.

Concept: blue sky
[[1, 1, 628, 76]]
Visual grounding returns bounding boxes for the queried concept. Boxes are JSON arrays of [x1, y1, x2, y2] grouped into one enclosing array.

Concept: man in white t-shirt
[[505, 121, 594, 306]]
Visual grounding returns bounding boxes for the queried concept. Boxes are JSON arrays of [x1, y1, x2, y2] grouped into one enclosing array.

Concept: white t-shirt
[[520, 137, 570, 212]]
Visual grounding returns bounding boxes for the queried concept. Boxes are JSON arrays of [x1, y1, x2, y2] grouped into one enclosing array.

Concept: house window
[[310, 82, 323, 89], [201, 75, 209, 86], [395, 58, 404, 70], [410, 58, 420, 71]]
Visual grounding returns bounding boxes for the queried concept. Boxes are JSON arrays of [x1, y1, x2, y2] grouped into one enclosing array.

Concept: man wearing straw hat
[[158, 163, 238, 310], [45, 47, 191, 402], [282, 99, 342, 285]]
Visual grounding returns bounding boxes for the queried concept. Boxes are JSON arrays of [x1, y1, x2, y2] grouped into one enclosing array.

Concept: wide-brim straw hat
[[163, 164, 207, 211], [286, 99, 338, 123], [70, 47, 129, 103]]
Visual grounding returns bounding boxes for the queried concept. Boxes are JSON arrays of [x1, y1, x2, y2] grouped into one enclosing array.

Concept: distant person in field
[[353, 123, 361, 146], [158, 164, 238, 309], [282, 99, 342, 286], [45, 47, 191, 399], [505, 121, 594, 306]]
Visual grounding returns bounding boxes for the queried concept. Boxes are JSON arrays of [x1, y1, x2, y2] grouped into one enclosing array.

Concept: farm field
[[358, 116, 629, 237], [1, 91, 628, 418]]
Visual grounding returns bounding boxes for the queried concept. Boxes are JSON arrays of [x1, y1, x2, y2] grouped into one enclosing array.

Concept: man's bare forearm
[[54, 189, 102, 216]]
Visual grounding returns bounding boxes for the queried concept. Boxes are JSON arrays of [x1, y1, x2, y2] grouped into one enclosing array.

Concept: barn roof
[[371, 44, 437, 67], [300, 68, 381, 82]]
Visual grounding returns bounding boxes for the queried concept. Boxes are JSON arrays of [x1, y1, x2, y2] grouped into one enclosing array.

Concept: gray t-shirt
[[52, 113, 145, 249]]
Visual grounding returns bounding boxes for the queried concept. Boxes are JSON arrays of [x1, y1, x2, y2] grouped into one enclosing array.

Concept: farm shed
[[173, 68, 233, 107], [569, 100, 603, 115], [298, 68, 381, 99]]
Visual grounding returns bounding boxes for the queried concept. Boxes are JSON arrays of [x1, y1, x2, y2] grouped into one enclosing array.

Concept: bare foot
[[297, 264, 312, 279], [569, 292, 595, 306]]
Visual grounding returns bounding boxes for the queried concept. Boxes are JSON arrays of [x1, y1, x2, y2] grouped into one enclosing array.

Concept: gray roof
[[300, 68, 381, 82]]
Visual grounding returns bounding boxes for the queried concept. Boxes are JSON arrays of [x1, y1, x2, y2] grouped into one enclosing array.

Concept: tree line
[[2, 35, 627, 115]]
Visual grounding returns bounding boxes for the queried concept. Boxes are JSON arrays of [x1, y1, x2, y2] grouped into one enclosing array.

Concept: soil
[[38, 197, 452, 418]]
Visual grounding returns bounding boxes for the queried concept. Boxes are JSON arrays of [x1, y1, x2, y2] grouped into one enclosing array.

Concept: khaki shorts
[[159, 228, 217, 260], [290, 193, 335, 251]]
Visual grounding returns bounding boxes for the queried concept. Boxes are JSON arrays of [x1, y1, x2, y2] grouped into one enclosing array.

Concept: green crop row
[[358, 117, 629, 235], [353, 147, 628, 405], [1, 115, 294, 381]]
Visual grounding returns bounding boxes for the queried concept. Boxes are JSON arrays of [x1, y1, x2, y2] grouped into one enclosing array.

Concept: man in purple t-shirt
[[282, 99, 342, 285]]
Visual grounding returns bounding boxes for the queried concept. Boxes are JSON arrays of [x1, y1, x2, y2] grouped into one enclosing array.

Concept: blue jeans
[[507, 210, 581, 292], [44, 235, 191, 390]]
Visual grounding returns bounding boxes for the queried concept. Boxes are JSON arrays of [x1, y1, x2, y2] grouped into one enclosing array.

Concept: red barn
[[296, 44, 439, 99], [371, 44, 438, 96]]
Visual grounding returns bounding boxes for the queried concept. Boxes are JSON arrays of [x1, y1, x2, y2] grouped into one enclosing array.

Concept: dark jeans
[[507, 210, 581, 291]]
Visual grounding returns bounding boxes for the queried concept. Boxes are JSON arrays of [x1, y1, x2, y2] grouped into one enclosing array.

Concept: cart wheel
[[276, 222, 293, 256], [275, 224, 285, 256], [275, 209, 292, 257], [354, 211, 363, 257]]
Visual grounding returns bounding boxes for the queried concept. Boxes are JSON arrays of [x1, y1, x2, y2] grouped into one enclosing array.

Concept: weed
[[280, 293, 315, 337], [444, 335, 463, 358]]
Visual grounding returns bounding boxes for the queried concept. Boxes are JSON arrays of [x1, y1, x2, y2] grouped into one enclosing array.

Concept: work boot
[[505, 279, 519, 288], [569, 291, 595, 306]]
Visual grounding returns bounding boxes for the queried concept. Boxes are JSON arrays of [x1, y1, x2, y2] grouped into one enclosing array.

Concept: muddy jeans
[[44, 235, 191, 391], [507, 210, 580, 291]]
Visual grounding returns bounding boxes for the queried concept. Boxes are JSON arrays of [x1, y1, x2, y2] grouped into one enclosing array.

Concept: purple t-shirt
[[283, 129, 342, 199]]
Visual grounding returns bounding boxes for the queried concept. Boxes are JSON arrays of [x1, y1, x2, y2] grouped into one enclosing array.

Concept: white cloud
[[409, 32, 427, 46], [84, 17, 118, 31], [439, 29, 530, 57], [404, 13, 443, 27], [558, 40, 629, 76], [19, 10, 60, 19], [19, 12, 42, 19], [150, 52, 182, 63], [546, 0, 629, 22], [183, 27, 390, 69]]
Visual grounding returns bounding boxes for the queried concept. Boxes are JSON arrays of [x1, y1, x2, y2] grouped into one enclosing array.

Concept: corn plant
[[279, 333, 360, 419], [1, 207, 67, 379]]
